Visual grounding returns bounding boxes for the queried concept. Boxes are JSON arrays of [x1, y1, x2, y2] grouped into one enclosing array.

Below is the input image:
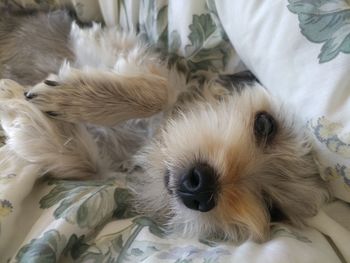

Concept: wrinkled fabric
[[0, 0, 349, 262]]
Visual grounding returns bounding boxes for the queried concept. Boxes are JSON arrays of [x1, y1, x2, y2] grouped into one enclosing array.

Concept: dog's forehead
[[211, 81, 276, 114], [163, 86, 274, 163]]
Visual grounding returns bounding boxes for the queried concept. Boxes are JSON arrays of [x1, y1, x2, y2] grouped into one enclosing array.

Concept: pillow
[[215, 0, 350, 203]]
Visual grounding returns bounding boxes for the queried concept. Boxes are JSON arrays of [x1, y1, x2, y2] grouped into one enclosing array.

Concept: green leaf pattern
[[139, 0, 169, 47], [137, 0, 234, 77], [15, 230, 67, 263], [288, 0, 350, 63], [183, 14, 232, 73], [40, 180, 119, 228]]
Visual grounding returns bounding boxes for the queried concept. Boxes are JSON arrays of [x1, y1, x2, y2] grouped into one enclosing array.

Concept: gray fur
[[0, 10, 73, 85]]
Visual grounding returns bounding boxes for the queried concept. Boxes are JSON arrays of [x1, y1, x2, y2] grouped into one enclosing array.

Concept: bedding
[[0, 0, 349, 262], [215, 0, 350, 204]]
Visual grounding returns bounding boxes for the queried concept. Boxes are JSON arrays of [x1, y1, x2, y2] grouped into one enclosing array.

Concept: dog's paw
[[25, 79, 80, 121], [0, 79, 26, 99]]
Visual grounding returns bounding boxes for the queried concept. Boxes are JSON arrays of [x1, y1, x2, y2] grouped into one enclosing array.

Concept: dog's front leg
[[25, 68, 168, 126]]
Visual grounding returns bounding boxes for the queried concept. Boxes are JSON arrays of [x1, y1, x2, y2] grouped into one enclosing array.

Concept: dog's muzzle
[[177, 163, 217, 212]]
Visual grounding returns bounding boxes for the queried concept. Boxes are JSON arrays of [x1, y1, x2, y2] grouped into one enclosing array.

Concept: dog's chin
[[130, 168, 264, 243], [163, 196, 270, 243]]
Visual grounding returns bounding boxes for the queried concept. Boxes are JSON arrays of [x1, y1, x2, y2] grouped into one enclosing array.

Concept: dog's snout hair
[[0, 10, 330, 244]]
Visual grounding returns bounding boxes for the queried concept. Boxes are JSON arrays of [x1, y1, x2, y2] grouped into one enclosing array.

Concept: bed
[[0, 0, 349, 262]]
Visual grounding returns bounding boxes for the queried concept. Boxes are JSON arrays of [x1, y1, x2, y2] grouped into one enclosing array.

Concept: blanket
[[0, 1, 349, 262]]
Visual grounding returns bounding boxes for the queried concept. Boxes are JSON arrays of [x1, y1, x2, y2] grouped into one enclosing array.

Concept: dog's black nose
[[177, 163, 217, 212]]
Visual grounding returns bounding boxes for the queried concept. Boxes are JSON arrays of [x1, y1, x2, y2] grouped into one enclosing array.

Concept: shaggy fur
[[0, 10, 330, 243]]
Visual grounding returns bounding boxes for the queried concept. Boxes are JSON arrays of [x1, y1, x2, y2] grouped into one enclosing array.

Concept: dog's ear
[[262, 192, 287, 223], [262, 175, 329, 227], [216, 71, 261, 92]]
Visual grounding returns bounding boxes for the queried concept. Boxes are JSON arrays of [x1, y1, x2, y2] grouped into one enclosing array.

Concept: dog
[[0, 10, 330, 243]]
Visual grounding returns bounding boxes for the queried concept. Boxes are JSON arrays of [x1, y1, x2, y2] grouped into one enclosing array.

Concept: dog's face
[[134, 82, 329, 243]]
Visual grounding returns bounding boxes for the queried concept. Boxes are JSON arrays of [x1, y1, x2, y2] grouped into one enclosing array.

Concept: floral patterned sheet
[[0, 0, 349, 262]]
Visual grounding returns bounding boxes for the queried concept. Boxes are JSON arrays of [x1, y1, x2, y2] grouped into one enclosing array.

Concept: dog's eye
[[254, 112, 277, 142]]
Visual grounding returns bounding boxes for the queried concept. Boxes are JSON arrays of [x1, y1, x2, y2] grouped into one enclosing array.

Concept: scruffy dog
[[0, 10, 329, 243]]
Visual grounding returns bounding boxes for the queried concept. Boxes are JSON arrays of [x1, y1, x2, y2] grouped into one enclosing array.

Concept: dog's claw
[[24, 92, 37, 99], [46, 111, 60, 117], [44, 80, 60, 86]]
